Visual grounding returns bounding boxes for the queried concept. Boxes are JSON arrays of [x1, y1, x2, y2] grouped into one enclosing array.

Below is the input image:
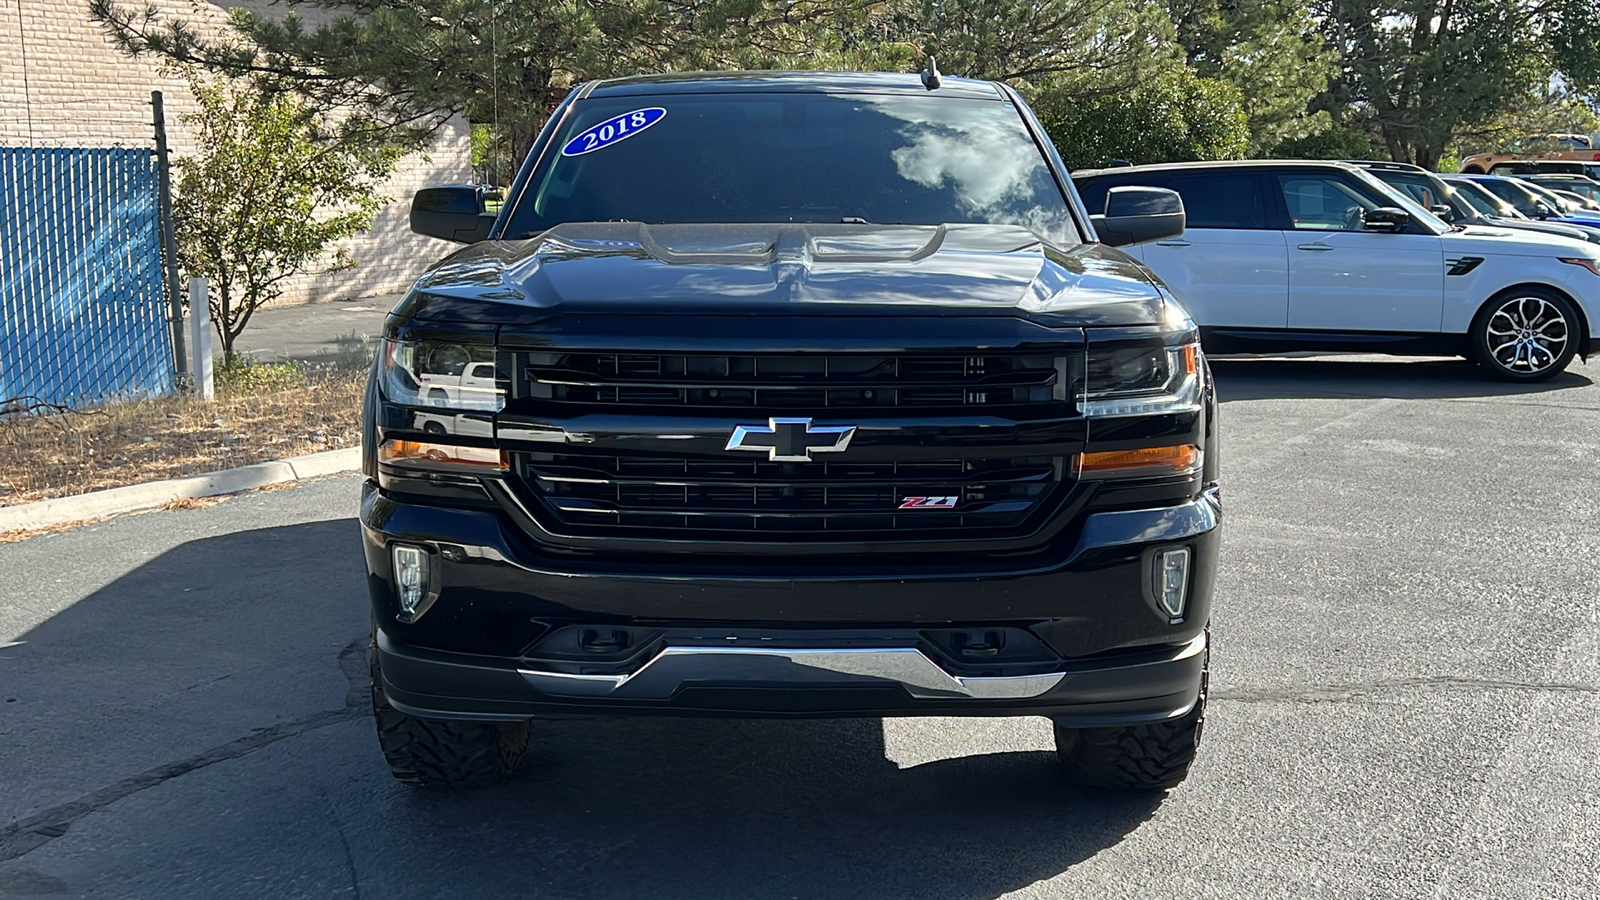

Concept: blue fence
[[0, 147, 175, 409]]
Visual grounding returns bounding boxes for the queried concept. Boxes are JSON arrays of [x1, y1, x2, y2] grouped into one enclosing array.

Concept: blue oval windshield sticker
[[561, 108, 666, 157]]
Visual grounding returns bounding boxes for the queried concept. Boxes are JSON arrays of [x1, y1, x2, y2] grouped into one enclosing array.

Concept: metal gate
[[0, 147, 174, 409]]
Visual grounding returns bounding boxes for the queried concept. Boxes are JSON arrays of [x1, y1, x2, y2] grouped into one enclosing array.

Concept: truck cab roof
[[582, 70, 1006, 100]]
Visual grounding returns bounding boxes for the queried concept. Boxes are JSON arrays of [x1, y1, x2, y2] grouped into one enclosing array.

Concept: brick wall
[[0, 0, 471, 304]]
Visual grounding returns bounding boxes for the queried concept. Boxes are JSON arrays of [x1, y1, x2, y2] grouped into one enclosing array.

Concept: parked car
[[1522, 173, 1600, 206], [365, 70, 1222, 792], [1552, 189, 1600, 212], [1439, 175, 1600, 245], [1352, 161, 1600, 246], [1455, 173, 1600, 228], [1073, 160, 1600, 381], [1518, 180, 1600, 221], [1486, 159, 1600, 179], [1461, 133, 1600, 174]]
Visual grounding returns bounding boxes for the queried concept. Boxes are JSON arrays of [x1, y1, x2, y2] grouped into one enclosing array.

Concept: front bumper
[[361, 483, 1220, 723], [376, 628, 1208, 724]]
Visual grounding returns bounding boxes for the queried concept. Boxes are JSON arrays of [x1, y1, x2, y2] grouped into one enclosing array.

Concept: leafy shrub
[[1035, 68, 1251, 170], [1267, 124, 1380, 161], [215, 357, 306, 397]]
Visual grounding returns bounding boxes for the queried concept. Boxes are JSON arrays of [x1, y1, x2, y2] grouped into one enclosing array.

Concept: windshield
[[1520, 180, 1583, 212], [503, 93, 1078, 245], [1371, 171, 1446, 208], [1447, 179, 1522, 218], [1475, 177, 1551, 216], [1532, 179, 1600, 203], [1346, 168, 1450, 234]]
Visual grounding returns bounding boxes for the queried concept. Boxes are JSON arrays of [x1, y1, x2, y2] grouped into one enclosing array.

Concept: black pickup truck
[[361, 71, 1220, 792]]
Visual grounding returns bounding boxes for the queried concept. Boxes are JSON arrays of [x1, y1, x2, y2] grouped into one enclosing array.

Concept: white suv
[[1074, 160, 1600, 381]]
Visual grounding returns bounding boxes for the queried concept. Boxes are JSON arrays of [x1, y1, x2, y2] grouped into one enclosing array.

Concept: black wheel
[[422, 420, 447, 435], [1469, 288, 1579, 382], [1054, 638, 1207, 792], [370, 638, 529, 788]]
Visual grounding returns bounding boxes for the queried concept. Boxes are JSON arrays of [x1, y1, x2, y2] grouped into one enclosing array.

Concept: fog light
[[392, 545, 429, 618], [1153, 547, 1191, 620]]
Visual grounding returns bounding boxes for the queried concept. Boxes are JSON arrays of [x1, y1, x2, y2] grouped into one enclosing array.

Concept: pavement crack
[[1215, 675, 1600, 704], [314, 778, 363, 900], [0, 638, 368, 864]]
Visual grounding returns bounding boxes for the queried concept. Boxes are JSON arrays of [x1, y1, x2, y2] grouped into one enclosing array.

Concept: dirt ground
[[0, 366, 366, 507]]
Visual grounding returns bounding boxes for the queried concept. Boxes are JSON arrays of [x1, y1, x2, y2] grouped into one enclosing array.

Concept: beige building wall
[[0, 0, 470, 304]]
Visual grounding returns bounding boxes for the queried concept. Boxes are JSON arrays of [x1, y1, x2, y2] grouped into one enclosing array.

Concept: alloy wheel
[[1485, 295, 1569, 374]]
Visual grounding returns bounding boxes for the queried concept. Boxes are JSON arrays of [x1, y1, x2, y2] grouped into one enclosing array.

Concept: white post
[[187, 277, 214, 400]]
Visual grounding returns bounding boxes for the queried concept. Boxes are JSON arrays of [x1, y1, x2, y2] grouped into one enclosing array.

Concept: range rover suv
[[1075, 160, 1600, 381], [362, 71, 1220, 792]]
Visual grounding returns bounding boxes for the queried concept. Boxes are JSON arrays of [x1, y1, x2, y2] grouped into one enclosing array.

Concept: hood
[[1480, 216, 1600, 245], [396, 223, 1170, 327], [1446, 224, 1600, 257]]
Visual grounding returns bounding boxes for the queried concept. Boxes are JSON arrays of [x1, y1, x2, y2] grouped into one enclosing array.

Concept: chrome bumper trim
[[517, 646, 1068, 701]]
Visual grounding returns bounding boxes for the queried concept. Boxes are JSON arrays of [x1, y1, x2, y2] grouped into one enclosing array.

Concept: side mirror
[[1092, 186, 1185, 247], [410, 185, 497, 243], [1430, 204, 1455, 222], [1362, 207, 1410, 233]]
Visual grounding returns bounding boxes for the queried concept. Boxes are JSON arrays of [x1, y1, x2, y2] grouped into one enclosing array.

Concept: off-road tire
[[1053, 638, 1208, 792], [370, 640, 529, 788]]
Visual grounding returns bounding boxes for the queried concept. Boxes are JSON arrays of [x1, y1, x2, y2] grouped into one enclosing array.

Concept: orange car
[[1461, 133, 1600, 173]]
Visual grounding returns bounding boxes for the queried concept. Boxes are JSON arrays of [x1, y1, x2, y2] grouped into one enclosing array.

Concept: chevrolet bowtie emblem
[[725, 417, 856, 462]]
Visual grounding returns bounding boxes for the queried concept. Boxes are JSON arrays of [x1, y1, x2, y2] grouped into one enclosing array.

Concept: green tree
[[1312, 0, 1600, 168], [92, 0, 1200, 161], [1266, 122, 1379, 160], [1463, 89, 1600, 154], [1166, 0, 1335, 152], [880, 0, 1180, 95], [173, 70, 400, 358], [1035, 67, 1251, 169], [90, 0, 882, 161]]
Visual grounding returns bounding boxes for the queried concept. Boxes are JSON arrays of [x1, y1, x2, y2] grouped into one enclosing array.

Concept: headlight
[[378, 339, 505, 412], [1083, 338, 1203, 418]]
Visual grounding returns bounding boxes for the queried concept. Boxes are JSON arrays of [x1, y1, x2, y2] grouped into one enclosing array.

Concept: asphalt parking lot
[[3, 354, 1598, 899]]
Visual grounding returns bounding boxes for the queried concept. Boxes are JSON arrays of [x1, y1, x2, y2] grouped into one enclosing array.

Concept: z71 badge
[[898, 496, 959, 509]]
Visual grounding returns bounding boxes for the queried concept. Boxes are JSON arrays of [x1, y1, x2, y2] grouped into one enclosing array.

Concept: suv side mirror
[[1430, 204, 1454, 222], [411, 185, 497, 243], [1092, 186, 1185, 247], [1363, 207, 1410, 233]]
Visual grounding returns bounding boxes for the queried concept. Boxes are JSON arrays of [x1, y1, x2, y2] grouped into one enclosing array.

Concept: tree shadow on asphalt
[[1210, 355, 1595, 402], [3, 519, 1163, 899]]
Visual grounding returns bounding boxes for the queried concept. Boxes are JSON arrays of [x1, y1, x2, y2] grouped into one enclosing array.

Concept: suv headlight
[[1083, 338, 1203, 418], [378, 339, 505, 412]]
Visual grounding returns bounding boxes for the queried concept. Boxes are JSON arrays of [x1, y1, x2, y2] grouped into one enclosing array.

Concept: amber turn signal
[[379, 439, 507, 469], [1180, 343, 1199, 375], [1077, 444, 1201, 477]]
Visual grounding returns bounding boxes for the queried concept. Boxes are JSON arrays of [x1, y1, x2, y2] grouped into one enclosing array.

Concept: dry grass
[[0, 363, 366, 507]]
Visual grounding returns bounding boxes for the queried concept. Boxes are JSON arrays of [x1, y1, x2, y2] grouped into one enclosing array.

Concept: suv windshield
[[1536, 179, 1600, 203], [1474, 177, 1553, 217], [1446, 178, 1522, 218], [503, 93, 1077, 245], [1520, 180, 1585, 212], [1367, 169, 1456, 212], [1344, 168, 1450, 233]]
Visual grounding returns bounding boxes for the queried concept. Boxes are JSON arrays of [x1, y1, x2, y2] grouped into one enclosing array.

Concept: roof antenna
[[920, 55, 942, 91]]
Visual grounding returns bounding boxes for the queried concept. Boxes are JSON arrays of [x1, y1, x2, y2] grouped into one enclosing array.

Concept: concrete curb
[[0, 447, 362, 533]]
